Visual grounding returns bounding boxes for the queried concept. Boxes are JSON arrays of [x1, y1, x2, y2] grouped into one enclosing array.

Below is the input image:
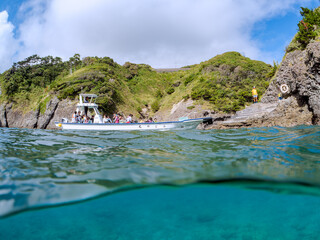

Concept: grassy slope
[[155, 52, 272, 114], [0, 52, 273, 118]]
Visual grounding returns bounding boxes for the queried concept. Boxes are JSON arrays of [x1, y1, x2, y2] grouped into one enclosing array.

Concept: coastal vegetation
[[286, 7, 320, 52], [0, 52, 273, 116], [0, 6, 318, 120]]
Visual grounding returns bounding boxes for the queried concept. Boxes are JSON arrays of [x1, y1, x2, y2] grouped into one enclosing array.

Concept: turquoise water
[[0, 126, 320, 239]]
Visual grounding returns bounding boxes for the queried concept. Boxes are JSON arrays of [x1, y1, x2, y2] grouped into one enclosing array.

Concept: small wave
[[0, 126, 319, 216]]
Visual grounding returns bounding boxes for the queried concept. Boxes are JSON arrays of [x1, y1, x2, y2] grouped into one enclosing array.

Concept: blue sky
[[0, 0, 319, 72]]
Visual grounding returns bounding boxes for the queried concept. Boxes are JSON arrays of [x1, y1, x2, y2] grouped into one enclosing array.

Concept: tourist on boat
[[76, 111, 81, 122], [71, 111, 77, 123], [146, 117, 154, 123], [84, 116, 89, 123], [126, 114, 133, 123], [81, 114, 86, 123], [90, 115, 95, 123], [88, 117, 92, 123], [103, 115, 112, 123], [119, 116, 125, 123], [113, 113, 120, 123]]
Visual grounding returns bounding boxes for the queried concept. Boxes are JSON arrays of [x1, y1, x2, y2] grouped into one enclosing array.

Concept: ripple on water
[[0, 125, 319, 216]]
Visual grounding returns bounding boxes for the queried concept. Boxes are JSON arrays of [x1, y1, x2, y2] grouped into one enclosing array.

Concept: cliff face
[[0, 98, 76, 129], [262, 42, 320, 124]]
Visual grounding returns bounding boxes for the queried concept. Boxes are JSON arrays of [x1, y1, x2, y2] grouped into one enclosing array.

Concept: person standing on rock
[[252, 86, 258, 103]]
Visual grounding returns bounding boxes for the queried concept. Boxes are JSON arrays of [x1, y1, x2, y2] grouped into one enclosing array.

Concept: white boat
[[55, 94, 211, 131]]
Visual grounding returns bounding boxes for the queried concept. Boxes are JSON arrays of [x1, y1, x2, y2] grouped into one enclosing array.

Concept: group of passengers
[[103, 113, 134, 123], [102, 114, 155, 124], [71, 111, 95, 123], [72, 111, 155, 124]]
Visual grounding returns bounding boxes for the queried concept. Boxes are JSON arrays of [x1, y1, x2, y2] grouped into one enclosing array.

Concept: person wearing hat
[[252, 86, 258, 103]]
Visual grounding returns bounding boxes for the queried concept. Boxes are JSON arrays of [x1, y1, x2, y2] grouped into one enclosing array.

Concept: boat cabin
[[76, 94, 103, 123]]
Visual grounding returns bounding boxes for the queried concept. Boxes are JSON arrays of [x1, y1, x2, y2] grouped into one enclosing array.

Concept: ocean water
[[0, 126, 320, 239]]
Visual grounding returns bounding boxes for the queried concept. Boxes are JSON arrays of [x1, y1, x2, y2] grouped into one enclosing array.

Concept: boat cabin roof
[[80, 94, 98, 98], [78, 94, 99, 107]]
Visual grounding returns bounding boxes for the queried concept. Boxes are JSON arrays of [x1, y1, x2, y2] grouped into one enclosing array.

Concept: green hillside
[[0, 52, 274, 117], [2, 7, 319, 119]]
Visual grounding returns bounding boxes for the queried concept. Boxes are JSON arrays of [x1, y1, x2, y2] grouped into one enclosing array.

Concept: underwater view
[[0, 126, 320, 239]]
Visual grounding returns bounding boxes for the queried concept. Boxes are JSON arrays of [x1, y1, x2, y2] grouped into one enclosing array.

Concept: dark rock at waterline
[[37, 97, 60, 129], [207, 97, 313, 129], [0, 104, 8, 127], [47, 99, 77, 129]]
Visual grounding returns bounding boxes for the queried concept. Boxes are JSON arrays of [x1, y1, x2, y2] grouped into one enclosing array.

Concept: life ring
[[280, 84, 289, 94]]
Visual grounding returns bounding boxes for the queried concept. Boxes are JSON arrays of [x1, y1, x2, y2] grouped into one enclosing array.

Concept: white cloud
[[1, 0, 316, 71], [0, 11, 18, 72]]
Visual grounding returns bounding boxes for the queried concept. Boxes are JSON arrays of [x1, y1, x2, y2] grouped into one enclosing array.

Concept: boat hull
[[55, 118, 205, 131]]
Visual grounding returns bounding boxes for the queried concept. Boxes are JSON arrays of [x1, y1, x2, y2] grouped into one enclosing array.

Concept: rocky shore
[[205, 41, 320, 129], [0, 97, 75, 129], [1, 41, 319, 130]]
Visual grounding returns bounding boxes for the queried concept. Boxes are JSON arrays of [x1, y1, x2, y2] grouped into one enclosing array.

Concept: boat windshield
[[79, 94, 98, 104]]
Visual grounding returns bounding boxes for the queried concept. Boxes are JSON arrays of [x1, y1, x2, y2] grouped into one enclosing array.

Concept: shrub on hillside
[[182, 94, 189, 101], [151, 100, 160, 112], [184, 73, 198, 86], [136, 106, 142, 113], [291, 7, 320, 50], [166, 87, 175, 95], [58, 87, 75, 100], [155, 89, 163, 98]]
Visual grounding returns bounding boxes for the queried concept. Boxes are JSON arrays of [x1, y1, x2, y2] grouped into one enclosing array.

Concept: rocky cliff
[[261, 42, 320, 125], [0, 98, 76, 129], [204, 41, 320, 129]]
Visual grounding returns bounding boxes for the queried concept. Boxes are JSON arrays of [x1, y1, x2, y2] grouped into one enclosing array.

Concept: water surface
[[0, 126, 319, 239]]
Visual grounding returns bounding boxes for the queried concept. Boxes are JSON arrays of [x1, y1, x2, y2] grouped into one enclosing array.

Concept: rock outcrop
[[0, 97, 74, 130], [37, 97, 60, 129], [207, 97, 313, 129], [47, 99, 77, 129], [0, 104, 8, 127], [262, 42, 320, 125]]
